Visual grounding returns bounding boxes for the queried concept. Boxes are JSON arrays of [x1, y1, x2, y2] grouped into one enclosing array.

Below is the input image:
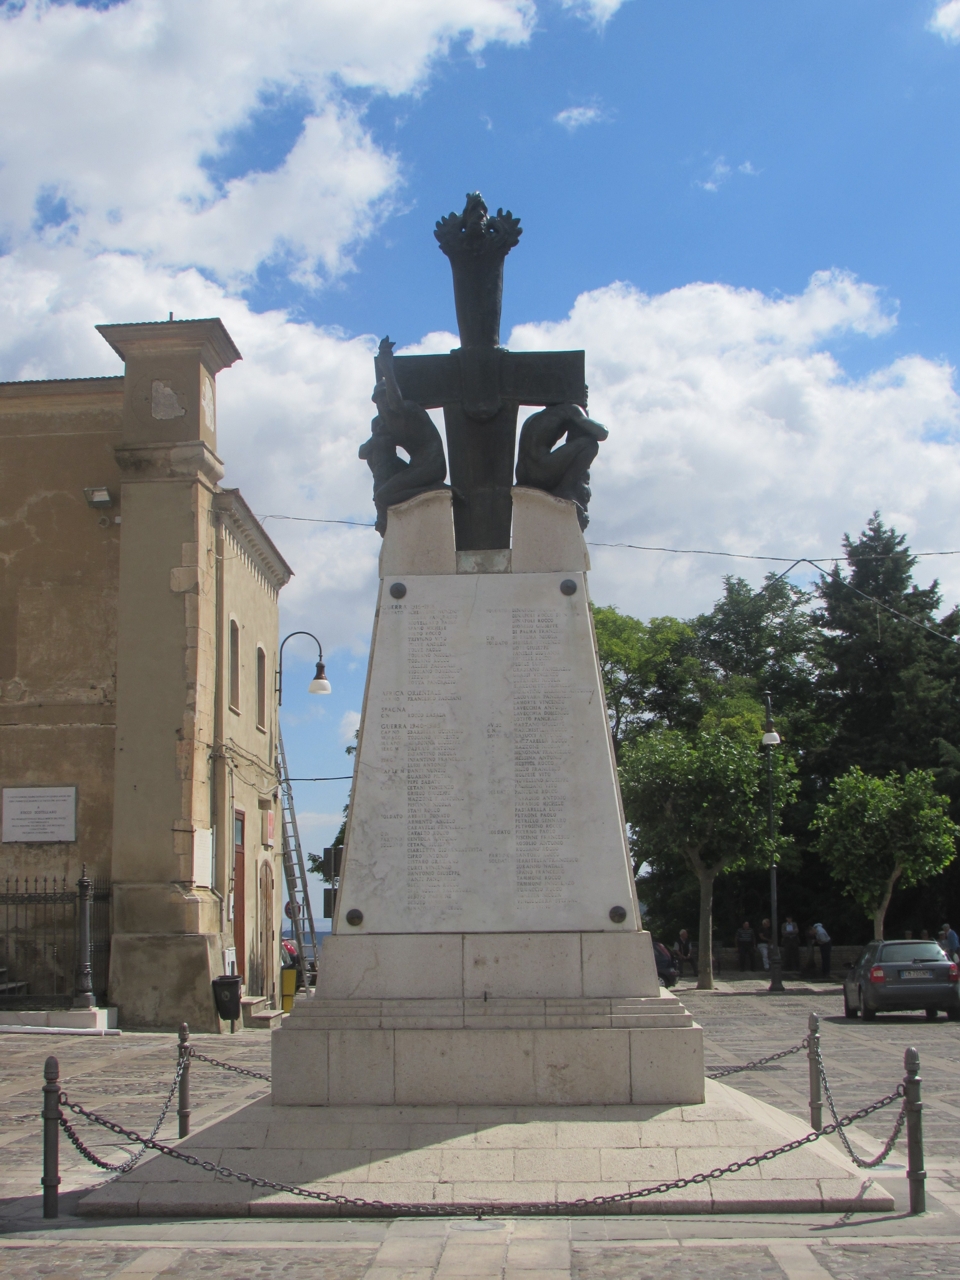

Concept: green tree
[[591, 606, 703, 756], [812, 767, 958, 940], [815, 513, 960, 782], [695, 573, 822, 721], [620, 729, 797, 989]]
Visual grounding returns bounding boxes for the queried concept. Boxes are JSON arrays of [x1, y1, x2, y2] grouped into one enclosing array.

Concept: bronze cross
[[391, 194, 586, 551]]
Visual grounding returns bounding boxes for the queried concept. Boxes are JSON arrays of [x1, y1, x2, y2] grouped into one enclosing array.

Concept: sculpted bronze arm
[[374, 336, 404, 414]]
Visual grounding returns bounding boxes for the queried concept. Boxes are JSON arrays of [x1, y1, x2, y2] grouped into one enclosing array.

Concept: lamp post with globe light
[[277, 631, 331, 706], [762, 691, 785, 993]]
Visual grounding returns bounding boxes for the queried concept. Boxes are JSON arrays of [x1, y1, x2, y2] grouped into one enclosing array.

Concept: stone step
[[240, 995, 281, 1030], [248, 1009, 283, 1031], [283, 993, 694, 1032]]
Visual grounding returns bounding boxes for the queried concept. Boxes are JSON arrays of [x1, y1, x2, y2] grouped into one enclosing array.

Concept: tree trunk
[[873, 864, 903, 940], [695, 867, 719, 991]]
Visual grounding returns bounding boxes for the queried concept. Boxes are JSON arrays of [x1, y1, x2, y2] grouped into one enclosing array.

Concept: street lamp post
[[277, 632, 331, 706], [763, 690, 785, 993]]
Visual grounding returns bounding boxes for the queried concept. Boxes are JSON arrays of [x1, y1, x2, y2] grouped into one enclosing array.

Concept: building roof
[[214, 489, 293, 592]]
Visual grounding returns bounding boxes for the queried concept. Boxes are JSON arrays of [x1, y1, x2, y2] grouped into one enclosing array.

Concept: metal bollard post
[[178, 1022, 191, 1138], [904, 1046, 926, 1214], [42, 1056, 61, 1219], [72, 865, 95, 1010], [807, 1011, 823, 1132]]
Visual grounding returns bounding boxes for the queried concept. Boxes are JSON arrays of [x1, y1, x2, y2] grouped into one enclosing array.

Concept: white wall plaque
[[2, 787, 77, 843], [192, 827, 213, 888]]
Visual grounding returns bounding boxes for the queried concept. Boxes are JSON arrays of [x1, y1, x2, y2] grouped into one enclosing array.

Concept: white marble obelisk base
[[272, 489, 704, 1105]]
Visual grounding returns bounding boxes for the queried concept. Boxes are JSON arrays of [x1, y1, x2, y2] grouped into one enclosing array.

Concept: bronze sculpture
[[359, 337, 447, 535], [362, 194, 606, 543], [515, 402, 608, 530]]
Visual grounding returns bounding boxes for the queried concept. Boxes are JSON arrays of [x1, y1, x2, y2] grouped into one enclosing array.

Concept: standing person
[[781, 916, 800, 971], [735, 921, 756, 971], [757, 919, 772, 971], [813, 922, 832, 977], [943, 923, 960, 961]]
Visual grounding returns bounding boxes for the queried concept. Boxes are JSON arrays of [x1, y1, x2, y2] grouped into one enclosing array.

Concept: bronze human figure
[[515, 402, 608, 529], [359, 337, 448, 535]]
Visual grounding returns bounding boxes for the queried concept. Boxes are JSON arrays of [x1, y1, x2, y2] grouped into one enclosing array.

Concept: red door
[[234, 811, 245, 979]]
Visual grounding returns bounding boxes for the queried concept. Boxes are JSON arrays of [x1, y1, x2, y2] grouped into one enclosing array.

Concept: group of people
[[668, 920, 960, 981], [668, 919, 832, 978], [901, 924, 959, 960], [733, 918, 830, 975]]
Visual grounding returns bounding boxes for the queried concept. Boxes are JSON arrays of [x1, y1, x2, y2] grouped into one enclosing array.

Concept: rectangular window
[[229, 619, 240, 712], [257, 647, 266, 731]]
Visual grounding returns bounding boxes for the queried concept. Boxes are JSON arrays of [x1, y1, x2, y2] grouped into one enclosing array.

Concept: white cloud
[[296, 811, 349, 834], [2, 3, 959, 650], [697, 156, 759, 192], [554, 105, 606, 131], [4, 248, 959, 641], [507, 271, 960, 620], [559, 0, 630, 27], [697, 156, 731, 192], [339, 710, 362, 746], [0, 0, 535, 288], [929, 1, 960, 41]]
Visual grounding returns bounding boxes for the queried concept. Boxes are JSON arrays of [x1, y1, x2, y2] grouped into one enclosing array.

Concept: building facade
[[0, 318, 291, 1031]]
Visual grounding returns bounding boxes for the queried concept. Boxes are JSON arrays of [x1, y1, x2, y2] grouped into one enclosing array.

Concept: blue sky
[[3, 0, 960, 861], [253, 1, 960, 368]]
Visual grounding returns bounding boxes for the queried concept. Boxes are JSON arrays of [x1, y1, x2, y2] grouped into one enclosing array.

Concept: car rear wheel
[[843, 989, 858, 1019], [948, 1006, 960, 1022], [860, 989, 877, 1021], [925, 1007, 939, 1021]]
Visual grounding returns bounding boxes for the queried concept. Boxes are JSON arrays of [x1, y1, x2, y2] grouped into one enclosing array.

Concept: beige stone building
[[0, 317, 291, 1031]]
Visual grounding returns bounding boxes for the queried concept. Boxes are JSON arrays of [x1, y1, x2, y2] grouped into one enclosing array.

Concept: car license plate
[[900, 969, 932, 979]]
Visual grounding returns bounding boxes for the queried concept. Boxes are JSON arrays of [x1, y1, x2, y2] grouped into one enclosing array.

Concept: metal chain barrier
[[58, 1052, 188, 1175], [707, 1036, 808, 1079], [44, 1017, 925, 1217], [814, 1036, 907, 1169], [188, 1050, 272, 1082], [56, 1084, 904, 1216]]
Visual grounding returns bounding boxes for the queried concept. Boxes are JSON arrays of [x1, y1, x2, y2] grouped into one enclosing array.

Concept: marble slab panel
[[335, 572, 638, 934]]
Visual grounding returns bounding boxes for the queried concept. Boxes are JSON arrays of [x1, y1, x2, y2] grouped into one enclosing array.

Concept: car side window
[[860, 943, 877, 970]]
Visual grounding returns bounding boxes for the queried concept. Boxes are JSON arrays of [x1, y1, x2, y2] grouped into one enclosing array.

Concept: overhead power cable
[[259, 514, 376, 528], [285, 776, 354, 782], [257, 513, 960, 561]]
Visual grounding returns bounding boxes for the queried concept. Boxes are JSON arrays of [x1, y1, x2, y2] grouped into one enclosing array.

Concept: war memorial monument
[[81, 196, 892, 1215]]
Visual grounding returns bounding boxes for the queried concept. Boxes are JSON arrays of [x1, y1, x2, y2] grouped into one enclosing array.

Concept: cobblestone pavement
[[1, 981, 959, 1278], [0, 1029, 272, 1218]]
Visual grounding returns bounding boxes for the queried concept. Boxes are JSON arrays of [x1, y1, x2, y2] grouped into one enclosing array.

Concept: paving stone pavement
[[2, 980, 960, 1277]]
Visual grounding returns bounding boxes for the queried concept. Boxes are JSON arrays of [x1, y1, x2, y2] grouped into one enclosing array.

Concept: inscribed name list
[[340, 572, 637, 933]]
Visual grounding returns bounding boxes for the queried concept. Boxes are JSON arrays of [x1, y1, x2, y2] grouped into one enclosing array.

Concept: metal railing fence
[[0, 873, 110, 1007]]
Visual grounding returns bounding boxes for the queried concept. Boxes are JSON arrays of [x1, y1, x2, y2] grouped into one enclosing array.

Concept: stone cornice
[[114, 439, 225, 485], [96, 318, 242, 376], [214, 489, 293, 592]]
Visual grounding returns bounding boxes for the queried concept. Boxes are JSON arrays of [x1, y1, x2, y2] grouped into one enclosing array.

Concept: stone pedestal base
[[272, 992, 703, 1106], [272, 931, 704, 1106]]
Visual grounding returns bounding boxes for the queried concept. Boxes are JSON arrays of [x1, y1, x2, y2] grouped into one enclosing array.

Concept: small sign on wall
[[2, 787, 77, 843], [193, 827, 214, 888]]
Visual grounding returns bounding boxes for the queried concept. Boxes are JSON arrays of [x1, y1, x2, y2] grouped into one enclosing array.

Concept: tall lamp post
[[277, 631, 331, 706], [763, 691, 785, 993]]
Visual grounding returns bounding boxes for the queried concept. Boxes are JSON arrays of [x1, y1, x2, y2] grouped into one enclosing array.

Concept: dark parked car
[[843, 939, 960, 1021]]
